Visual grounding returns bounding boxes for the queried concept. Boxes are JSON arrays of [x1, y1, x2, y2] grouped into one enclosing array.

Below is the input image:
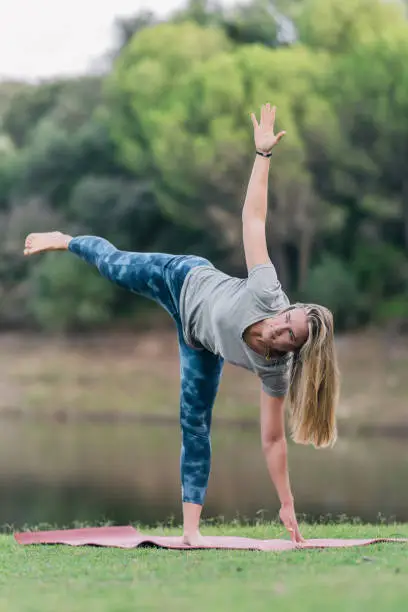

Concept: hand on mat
[[251, 103, 286, 154], [279, 504, 305, 545]]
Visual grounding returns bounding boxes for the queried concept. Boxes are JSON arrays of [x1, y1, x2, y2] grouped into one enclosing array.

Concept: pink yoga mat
[[14, 526, 408, 551]]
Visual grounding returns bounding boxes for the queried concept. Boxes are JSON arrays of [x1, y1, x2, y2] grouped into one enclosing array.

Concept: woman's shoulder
[[246, 263, 286, 297], [259, 354, 293, 397]]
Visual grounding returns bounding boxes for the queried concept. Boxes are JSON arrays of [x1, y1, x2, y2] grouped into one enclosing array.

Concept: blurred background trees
[[1, 0, 407, 332]]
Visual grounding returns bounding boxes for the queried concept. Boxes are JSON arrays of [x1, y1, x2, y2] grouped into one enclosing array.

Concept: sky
[[0, 0, 206, 81]]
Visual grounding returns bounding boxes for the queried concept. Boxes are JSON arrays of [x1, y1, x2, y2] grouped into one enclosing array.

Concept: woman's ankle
[[182, 501, 203, 535], [61, 234, 72, 249]]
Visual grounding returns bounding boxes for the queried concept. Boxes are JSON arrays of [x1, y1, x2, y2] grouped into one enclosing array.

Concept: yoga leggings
[[69, 236, 224, 506]]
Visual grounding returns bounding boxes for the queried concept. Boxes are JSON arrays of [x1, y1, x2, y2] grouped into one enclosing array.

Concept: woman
[[24, 104, 340, 546]]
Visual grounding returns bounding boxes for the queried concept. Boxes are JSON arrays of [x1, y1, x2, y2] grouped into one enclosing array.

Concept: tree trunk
[[402, 180, 408, 251], [272, 241, 289, 290], [297, 226, 313, 293]]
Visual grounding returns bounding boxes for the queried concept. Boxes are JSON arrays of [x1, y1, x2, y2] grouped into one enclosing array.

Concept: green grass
[[2, 523, 408, 612]]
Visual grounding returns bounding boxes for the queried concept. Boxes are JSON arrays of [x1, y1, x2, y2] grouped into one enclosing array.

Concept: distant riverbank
[[0, 329, 406, 430]]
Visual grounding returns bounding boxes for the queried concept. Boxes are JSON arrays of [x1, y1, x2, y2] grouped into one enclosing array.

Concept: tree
[[325, 27, 408, 248], [107, 21, 339, 286], [112, 10, 159, 56], [296, 0, 405, 54], [2, 82, 63, 148], [0, 0, 407, 330], [28, 253, 117, 332], [174, 0, 281, 47]]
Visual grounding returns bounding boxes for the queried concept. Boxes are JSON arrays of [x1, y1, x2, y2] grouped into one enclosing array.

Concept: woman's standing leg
[[24, 231, 223, 544], [177, 329, 224, 545]]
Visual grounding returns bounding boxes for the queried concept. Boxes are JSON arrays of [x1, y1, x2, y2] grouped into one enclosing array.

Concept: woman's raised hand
[[251, 103, 286, 154]]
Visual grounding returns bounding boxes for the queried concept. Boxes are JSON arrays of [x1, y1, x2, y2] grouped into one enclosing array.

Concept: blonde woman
[[24, 104, 340, 547]]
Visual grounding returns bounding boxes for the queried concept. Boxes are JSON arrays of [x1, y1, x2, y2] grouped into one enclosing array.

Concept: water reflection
[[0, 420, 407, 528]]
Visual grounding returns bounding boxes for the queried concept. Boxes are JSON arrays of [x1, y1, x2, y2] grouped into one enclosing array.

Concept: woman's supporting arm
[[260, 388, 305, 543]]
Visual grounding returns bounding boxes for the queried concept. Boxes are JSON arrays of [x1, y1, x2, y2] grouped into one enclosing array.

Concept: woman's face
[[262, 308, 309, 353]]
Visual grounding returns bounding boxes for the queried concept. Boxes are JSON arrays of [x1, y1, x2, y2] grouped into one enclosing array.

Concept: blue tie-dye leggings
[[69, 236, 224, 506]]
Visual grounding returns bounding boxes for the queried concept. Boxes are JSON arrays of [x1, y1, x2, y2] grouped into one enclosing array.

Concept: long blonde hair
[[286, 303, 340, 449]]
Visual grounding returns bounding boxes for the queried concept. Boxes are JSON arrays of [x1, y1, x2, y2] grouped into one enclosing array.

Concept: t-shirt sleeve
[[261, 361, 292, 397], [247, 264, 283, 307]]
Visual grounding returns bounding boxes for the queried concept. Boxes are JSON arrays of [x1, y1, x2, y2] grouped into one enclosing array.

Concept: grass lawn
[[1, 523, 407, 612]]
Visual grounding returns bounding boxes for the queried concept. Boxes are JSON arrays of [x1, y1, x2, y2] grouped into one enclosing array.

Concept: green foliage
[[0, 0, 408, 331], [221, 0, 279, 47], [375, 295, 408, 327], [113, 9, 159, 55], [107, 23, 332, 277], [28, 254, 116, 331], [296, 0, 405, 54], [301, 255, 361, 328], [0, 151, 20, 209], [352, 242, 408, 322], [2, 82, 63, 148], [128, 0, 281, 48], [68, 176, 162, 248]]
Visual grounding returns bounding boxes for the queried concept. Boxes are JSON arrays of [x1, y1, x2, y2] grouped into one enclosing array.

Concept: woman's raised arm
[[242, 104, 285, 272]]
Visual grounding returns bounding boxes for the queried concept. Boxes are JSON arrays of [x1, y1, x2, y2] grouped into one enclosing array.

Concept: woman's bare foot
[[24, 232, 72, 256], [182, 531, 208, 548]]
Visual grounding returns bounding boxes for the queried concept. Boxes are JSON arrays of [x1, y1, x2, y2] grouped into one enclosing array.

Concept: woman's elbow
[[261, 434, 286, 454]]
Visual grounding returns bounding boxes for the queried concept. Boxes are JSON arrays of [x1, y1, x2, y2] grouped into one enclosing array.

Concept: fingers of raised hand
[[252, 104, 282, 137], [270, 104, 276, 128], [250, 112, 259, 129], [261, 103, 275, 127], [260, 104, 266, 125], [275, 130, 286, 143]]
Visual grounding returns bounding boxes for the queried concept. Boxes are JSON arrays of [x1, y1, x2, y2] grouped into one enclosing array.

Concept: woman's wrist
[[256, 149, 272, 158], [254, 153, 271, 167]]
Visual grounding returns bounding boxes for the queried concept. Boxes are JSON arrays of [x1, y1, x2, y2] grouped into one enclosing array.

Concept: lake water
[[1, 419, 407, 529]]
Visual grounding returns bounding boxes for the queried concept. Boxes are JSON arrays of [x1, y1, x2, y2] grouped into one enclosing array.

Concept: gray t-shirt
[[179, 263, 292, 397]]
